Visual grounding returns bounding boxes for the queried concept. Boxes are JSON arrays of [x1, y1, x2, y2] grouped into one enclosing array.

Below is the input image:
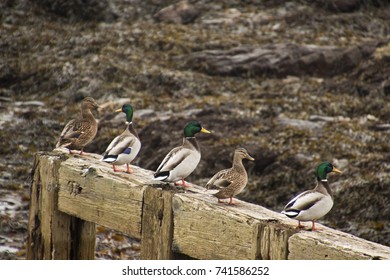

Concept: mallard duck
[[154, 121, 210, 186], [281, 161, 342, 230], [101, 104, 141, 173], [206, 147, 254, 204], [56, 97, 99, 155]]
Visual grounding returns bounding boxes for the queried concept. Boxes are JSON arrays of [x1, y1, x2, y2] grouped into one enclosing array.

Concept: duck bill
[[332, 167, 342, 173], [115, 108, 122, 113], [247, 155, 255, 161], [201, 127, 211, 134]]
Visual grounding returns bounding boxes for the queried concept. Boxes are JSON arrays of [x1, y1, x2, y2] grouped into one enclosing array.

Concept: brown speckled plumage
[[206, 147, 254, 204], [56, 97, 99, 155]]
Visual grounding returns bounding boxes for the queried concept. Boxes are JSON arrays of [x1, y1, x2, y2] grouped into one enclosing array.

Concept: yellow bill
[[332, 167, 342, 173]]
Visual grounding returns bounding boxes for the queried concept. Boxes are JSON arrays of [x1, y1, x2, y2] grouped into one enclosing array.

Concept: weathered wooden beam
[[171, 190, 295, 260], [28, 151, 390, 260], [287, 227, 390, 260], [27, 152, 96, 259], [57, 153, 156, 238], [140, 187, 174, 259]]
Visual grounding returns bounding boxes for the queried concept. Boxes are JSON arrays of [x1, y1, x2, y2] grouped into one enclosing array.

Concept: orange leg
[[296, 221, 305, 229], [311, 220, 317, 231], [113, 165, 119, 172], [175, 178, 190, 187], [227, 196, 239, 205], [125, 164, 131, 173]]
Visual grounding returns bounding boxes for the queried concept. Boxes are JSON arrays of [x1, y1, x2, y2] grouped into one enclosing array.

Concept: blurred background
[[0, 0, 389, 259]]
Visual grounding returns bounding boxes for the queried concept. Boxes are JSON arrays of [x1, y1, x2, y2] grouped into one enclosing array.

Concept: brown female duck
[[56, 97, 99, 155], [206, 147, 254, 204]]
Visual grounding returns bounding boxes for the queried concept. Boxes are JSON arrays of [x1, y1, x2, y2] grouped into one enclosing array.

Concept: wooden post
[[256, 222, 294, 260], [140, 187, 174, 259], [27, 152, 95, 260], [70, 218, 96, 259]]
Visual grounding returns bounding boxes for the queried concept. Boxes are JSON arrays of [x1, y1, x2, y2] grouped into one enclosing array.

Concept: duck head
[[183, 121, 211, 138], [316, 161, 342, 181], [81, 97, 99, 110], [116, 104, 134, 123], [234, 147, 255, 161]]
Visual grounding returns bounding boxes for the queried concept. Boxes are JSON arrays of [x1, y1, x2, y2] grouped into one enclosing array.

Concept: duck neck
[[232, 155, 246, 173], [81, 108, 95, 120], [184, 137, 199, 151], [126, 122, 139, 139], [315, 179, 333, 198]]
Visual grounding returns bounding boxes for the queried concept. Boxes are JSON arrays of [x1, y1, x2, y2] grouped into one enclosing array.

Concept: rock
[[309, 115, 335, 122], [370, 124, 390, 131], [0, 64, 18, 87], [332, 158, 349, 170], [153, 0, 200, 24], [31, 0, 117, 22], [179, 43, 376, 78], [14, 101, 45, 107], [137, 109, 157, 120], [333, 42, 390, 99], [278, 116, 324, 131], [316, 0, 361, 13]]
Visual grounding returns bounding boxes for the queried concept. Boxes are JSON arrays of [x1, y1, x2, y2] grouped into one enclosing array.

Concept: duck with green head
[[154, 121, 210, 186], [101, 104, 141, 173], [56, 97, 99, 155], [281, 161, 342, 230]]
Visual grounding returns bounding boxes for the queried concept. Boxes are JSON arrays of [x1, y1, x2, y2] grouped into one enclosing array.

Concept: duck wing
[[155, 146, 191, 173], [205, 169, 233, 190], [103, 134, 138, 156], [284, 190, 324, 214], [56, 119, 81, 146]]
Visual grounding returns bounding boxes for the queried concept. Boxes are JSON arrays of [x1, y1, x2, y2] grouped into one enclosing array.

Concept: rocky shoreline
[[1, 0, 389, 259]]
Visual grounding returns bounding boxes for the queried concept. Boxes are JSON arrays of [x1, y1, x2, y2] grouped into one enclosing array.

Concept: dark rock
[[328, 176, 390, 246], [179, 43, 376, 78], [328, 41, 390, 107], [315, 0, 361, 12], [0, 64, 19, 87], [383, 79, 390, 96], [30, 0, 118, 22]]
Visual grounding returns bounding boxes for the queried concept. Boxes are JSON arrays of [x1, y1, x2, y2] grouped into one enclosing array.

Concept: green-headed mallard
[[101, 104, 141, 173], [56, 97, 99, 155], [206, 147, 255, 204], [281, 161, 342, 230], [153, 121, 210, 186]]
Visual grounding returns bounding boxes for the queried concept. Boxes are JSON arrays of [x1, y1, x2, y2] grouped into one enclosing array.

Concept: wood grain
[[27, 152, 96, 259], [140, 187, 174, 259], [57, 153, 154, 238]]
